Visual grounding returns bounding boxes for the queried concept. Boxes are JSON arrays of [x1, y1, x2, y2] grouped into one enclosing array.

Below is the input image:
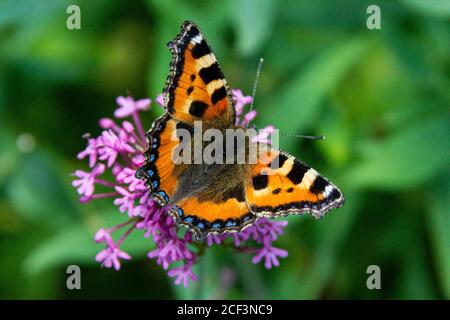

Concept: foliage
[[0, 0, 448, 299]]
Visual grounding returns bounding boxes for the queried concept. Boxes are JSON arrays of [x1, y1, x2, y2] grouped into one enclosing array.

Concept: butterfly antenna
[[247, 58, 324, 142], [282, 132, 326, 140], [249, 58, 264, 113]]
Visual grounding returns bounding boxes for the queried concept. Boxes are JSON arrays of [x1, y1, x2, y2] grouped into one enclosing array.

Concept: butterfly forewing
[[164, 21, 235, 127]]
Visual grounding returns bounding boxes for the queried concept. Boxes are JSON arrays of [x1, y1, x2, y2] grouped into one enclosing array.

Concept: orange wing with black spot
[[137, 21, 236, 207], [136, 114, 187, 206], [163, 21, 235, 127], [166, 163, 256, 236], [168, 195, 255, 237], [245, 148, 344, 219]]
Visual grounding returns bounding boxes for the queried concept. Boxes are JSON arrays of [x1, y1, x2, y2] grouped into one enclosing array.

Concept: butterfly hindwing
[[169, 196, 255, 236], [246, 148, 344, 219], [164, 21, 235, 127], [167, 164, 256, 236]]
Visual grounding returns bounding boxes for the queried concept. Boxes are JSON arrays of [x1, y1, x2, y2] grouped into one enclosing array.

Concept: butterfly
[[136, 21, 344, 237]]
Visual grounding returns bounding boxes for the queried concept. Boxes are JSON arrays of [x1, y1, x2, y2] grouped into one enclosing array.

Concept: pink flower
[[96, 246, 131, 271], [98, 129, 135, 167], [116, 167, 147, 192], [252, 241, 288, 269], [99, 118, 117, 130], [240, 110, 257, 127], [206, 234, 224, 247], [94, 228, 114, 246], [232, 89, 253, 117], [158, 238, 194, 262], [252, 125, 275, 144], [168, 263, 198, 288], [72, 92, 288, 288], [132, 154, 145, 167], [156, 94, 164, 106], [115, 96, 151, 118], [263, 219, 288, 241], [113, 186, 137, 216], [71, 164, 105, 197], [77, 137, 101, 168], [248, 217, 287, 242], [148, 247, 174, 270]]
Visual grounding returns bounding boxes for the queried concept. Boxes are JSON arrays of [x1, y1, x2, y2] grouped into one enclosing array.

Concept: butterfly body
[[136, 21, 344, 237]]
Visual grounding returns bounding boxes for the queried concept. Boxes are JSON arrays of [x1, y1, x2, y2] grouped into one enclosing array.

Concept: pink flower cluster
[[72, 90, 288, 288]]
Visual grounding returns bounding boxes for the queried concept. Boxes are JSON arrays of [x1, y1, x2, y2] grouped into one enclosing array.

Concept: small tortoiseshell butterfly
[[136, 21, 344, 237]]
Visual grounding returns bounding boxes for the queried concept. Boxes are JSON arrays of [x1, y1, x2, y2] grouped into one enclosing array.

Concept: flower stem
[[194, 257, 205, 299], [108, 218, 137, 234], [116, 221, 139, 246], [94, 178, 117, 188], [120, 152, 133, 168], [132, 111, 146, 144], [92, 191, 119, 199]]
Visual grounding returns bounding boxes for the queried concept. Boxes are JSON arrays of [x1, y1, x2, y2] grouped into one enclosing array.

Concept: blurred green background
[[0, 0, 449, 299]]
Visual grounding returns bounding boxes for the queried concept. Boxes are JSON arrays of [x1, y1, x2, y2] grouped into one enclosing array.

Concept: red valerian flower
[[72, 90, 288, 287]]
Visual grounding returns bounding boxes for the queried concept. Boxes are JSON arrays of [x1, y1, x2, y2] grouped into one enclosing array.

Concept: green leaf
[[256, 36, 370, 150], [397, 239, 437, 299], [6, 152, 79, 225], [0, 0, 66, 28], [400, 0, 450, 18], [23, 224, 97, 276], [230, 0, 276, 56], [428, 176, 450, 298], [344, 115, 450, 190], [23, 212, 154, 276], [0, 131, 20, 186], [274, 190, 360, 299]]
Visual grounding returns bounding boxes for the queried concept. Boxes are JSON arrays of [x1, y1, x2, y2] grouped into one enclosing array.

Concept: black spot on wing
[[185, 23, 200, 40], [252, 175, 268, 190], [191, 39, 211, 59], [270, 154, 288, 169], [286, 161, 309, 185], [189, 101, 208, 117], [272, 188, 281, 195], [190, 74, 196, 82], [187, 86, 194, 95], [310, 175, 329, 194], [211, 86, 227, 105], [328, 188, 341, 201], [199, 62, 222, 84]]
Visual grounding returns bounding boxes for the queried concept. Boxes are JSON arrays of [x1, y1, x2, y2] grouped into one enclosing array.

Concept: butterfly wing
[[167, 164, 256, 236], [137, 21, 236, 206], [245, 147, 344, 219], [136, 114, 189, 206], [164, 20, 235, 127]]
